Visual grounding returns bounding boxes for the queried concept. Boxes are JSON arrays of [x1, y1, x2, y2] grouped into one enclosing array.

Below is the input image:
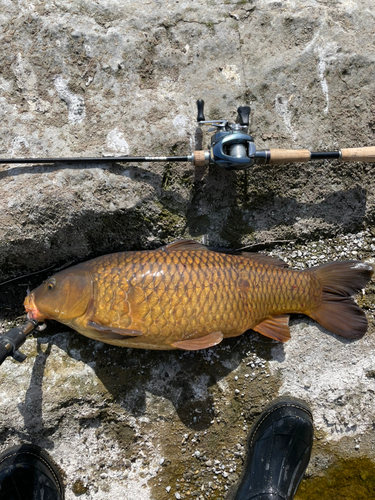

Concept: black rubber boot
[[234, 397, 313, 500], [0, 443, 64, 500]]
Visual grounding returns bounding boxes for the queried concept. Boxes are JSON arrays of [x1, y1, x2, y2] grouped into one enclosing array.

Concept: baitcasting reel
[[195, 99, 256, 170], [0, 98, 374, 169]]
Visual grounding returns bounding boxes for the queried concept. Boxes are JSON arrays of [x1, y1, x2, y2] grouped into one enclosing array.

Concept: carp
[[24, 240, 373, 350]]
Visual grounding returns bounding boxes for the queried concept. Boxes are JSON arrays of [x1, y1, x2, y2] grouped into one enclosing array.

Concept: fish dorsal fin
[[163, 239, 208, 252], [252, 315, 291, 342], [172, 331, 223, 350], [241, 253, 288, 268]]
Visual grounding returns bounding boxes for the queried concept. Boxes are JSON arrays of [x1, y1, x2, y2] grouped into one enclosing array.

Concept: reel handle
[[197, 99, 205, 122], [237, 106, 251, 127]]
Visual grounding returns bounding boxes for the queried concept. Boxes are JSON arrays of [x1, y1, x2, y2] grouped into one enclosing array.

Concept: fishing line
[[0, 265, 56, 287]]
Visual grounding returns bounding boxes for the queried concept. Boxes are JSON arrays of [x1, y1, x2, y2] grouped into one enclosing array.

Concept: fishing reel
[[195, 99, 256, 170], [196, 100, 256, 170]]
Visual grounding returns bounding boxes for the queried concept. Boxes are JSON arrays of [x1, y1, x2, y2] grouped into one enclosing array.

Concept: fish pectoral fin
[[172, 331, 223, 351], [86, 321, 143, 337], [252, 315, 290, 342]]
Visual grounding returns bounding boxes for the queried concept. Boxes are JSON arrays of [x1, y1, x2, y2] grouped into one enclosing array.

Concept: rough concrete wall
[[1, 0, 375, 280], [1, 1, 375, 499]]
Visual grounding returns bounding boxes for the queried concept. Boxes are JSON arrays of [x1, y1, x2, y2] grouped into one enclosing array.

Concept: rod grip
[[268, 149, 311, 164], [192, 150, 209, 167], [340, 147, 375, 162]]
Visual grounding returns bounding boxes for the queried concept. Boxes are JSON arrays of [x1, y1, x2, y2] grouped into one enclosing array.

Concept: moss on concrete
[[296, 457, 375, 500]]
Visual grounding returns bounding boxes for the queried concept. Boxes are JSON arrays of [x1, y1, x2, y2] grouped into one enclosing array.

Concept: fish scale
[[85, 248, 312, 346], [24, 240, 374, 350]]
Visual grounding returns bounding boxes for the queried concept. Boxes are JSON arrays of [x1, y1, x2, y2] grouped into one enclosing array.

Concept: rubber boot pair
[[0, 397, 313, 500]]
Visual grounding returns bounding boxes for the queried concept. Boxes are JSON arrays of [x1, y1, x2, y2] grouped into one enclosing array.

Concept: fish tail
[[308, 261, 373, 339]]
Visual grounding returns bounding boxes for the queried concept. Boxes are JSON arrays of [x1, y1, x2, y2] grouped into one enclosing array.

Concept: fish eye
[[46, 279, 56, 291]]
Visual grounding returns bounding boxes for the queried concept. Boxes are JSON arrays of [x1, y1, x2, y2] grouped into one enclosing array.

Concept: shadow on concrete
[[185, 161, 367, 245], [17, 341, 54, 449], [27, 324, 285, 434], [0, 161, 162, 181]]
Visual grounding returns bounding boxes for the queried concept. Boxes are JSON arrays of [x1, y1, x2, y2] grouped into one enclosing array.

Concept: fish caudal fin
[[309, 294, 368, 339], [309, 261, 374, 339]]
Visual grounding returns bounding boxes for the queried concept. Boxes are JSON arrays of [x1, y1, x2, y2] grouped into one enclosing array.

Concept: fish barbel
[[24, 240, 373, 350]]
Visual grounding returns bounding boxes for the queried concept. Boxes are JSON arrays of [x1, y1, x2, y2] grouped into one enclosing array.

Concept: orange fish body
[[24, 240, 373, 350]]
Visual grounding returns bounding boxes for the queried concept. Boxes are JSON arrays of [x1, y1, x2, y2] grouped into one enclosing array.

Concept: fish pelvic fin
[[252, 315, 291, 342], [172, 331, 223, 350], [308, 260, 374, 339]]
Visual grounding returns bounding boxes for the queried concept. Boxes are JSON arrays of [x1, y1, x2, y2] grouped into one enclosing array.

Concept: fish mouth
[[24, 293, 46, 322]]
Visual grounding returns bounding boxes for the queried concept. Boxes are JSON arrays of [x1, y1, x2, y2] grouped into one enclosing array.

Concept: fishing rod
[[0, 319, 39, 366], [1, 99, 375, 170]]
